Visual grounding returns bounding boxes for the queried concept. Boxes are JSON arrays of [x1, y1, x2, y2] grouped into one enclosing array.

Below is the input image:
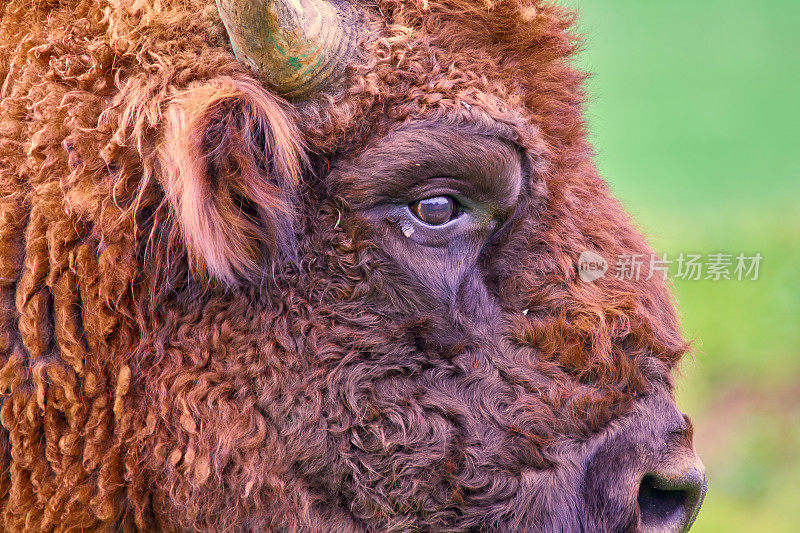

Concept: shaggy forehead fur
[[0, 0, 690, 530]]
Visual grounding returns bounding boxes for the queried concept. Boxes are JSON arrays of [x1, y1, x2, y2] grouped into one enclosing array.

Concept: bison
[[0, 0, 706, 531]]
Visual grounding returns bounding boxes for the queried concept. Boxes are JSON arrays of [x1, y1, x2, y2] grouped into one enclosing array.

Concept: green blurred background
[[566, 0, 800, 530]]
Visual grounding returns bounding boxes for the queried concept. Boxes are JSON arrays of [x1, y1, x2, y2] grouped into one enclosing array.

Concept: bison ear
[[158, 75, 305, 288]]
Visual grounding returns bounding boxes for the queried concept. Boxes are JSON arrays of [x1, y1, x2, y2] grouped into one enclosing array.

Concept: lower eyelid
[[375, 203, 462, 233]]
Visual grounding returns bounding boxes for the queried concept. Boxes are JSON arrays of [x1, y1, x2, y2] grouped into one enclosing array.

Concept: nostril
[[637, 468, 707, 532], [638, 474, 689, 527]]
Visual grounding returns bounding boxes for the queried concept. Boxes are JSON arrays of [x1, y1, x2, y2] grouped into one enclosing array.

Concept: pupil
[[414, 196, 454, 225]]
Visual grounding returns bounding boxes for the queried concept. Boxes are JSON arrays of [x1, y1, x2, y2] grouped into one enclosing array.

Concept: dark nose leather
[[638, 465, 707, 532]]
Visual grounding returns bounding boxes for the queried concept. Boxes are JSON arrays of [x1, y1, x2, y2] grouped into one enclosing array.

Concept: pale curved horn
[[215, 0, 362, 99]]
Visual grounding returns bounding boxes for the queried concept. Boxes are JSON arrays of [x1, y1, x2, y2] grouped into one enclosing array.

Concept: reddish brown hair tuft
[[159, 75, 305, 287]]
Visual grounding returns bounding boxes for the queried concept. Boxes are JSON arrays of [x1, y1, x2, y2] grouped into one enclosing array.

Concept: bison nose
[[637, 464, 707, 533]]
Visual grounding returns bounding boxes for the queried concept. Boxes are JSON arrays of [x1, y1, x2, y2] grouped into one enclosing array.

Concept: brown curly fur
[[0, 0, 693, 531]]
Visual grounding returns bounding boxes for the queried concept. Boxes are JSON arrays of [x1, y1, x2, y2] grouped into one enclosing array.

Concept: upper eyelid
[[397, 180, 482, 207], [336, 125, 524, 210]]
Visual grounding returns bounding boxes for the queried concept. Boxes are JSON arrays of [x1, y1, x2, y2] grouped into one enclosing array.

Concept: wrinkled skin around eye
[[331, 123, 526, 298]]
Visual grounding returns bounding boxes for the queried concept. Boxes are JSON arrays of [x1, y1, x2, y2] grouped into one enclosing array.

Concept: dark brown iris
[[410, 196, 456, 226]]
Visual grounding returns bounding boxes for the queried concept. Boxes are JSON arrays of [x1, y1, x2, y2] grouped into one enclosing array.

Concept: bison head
[[0, 0, 705, 530]]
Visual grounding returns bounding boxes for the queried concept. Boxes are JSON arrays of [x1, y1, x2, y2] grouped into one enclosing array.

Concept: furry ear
[[158, 75, 305, 288]]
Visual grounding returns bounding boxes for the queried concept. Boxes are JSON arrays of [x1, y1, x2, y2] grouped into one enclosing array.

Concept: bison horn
[[215, 0, 362, 99]]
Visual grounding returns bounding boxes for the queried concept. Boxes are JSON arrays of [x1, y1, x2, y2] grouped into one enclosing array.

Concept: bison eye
[[409, 196, 457, 226]]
